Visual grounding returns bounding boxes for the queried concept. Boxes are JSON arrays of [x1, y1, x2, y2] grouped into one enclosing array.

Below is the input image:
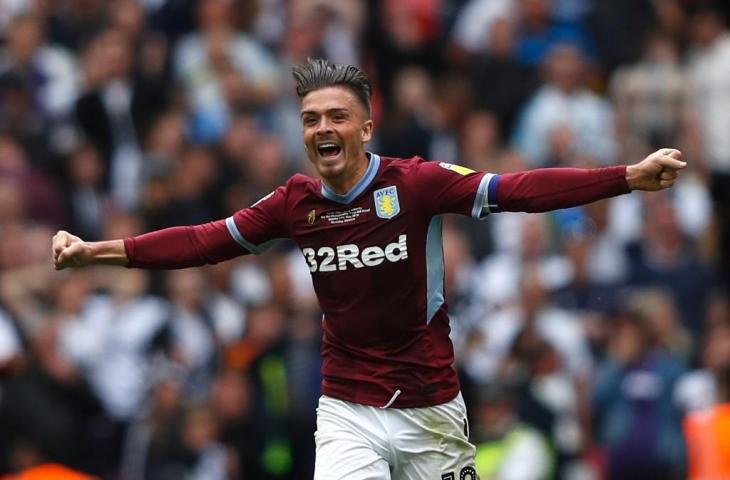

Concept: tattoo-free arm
[[53, 219, 247, 271]]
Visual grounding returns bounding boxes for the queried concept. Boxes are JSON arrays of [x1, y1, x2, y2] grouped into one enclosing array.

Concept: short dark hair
[[292, 58, 372, 116]]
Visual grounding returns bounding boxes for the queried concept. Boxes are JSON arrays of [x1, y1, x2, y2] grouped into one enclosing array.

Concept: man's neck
[[323, 153, 370, 195]]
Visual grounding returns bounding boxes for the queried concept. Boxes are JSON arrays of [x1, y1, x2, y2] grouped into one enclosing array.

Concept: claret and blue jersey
[[124, 152, 628, 408], [225, 153, 500, 409]]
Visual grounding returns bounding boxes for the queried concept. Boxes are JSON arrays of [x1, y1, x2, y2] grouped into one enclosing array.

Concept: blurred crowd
[[0, 0, 730, 479]]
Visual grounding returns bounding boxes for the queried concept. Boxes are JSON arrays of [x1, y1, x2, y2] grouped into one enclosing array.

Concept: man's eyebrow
[[300, 108, 350, 117]]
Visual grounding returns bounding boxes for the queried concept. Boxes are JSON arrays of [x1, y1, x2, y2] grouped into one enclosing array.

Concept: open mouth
[[317, 143, 342, 158]]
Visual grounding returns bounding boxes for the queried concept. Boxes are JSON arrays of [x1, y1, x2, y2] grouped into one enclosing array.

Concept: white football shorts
[[313, 392, 478, 480]]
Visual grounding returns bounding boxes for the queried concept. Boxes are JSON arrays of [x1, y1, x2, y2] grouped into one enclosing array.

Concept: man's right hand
[[52, 232, 129, 270], [52, 230, 92, 270]]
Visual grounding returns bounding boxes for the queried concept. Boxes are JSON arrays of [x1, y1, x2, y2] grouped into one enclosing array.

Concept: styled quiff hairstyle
[[292, 58, 372, 116]]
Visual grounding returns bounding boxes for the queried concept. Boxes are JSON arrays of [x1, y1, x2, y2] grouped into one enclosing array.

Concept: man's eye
[[303, 118, 317, 126]]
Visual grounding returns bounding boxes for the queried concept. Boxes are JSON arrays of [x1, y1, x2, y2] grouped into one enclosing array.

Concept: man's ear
[[361, 119, 373, 143]]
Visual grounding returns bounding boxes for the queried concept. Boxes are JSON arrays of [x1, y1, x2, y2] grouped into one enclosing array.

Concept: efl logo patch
[[438, 162, 475, 176], [374, 186, 400, 219]]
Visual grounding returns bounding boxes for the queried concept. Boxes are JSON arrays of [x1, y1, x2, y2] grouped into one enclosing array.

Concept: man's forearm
[[124, 220, 247, 269], [88, 240, 129, 266], [495, 165, 630, 213]]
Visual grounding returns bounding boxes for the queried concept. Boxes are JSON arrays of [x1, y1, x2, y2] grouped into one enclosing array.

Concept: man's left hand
[[626, 148, 686, 191]]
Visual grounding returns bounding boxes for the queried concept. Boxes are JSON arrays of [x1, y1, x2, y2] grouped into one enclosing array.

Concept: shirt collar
[[320, 152, 380, 204]]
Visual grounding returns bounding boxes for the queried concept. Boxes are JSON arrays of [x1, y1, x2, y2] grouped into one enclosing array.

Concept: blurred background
[[0, 0, 729, 479]]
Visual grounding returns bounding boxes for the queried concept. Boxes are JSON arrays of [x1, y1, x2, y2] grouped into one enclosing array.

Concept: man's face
[[300, 86, 372, 189]]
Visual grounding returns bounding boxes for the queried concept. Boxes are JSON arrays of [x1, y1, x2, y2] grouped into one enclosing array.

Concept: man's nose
[[316, 117, 333, 134]]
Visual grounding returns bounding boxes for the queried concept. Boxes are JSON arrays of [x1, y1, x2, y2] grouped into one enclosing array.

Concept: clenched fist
[[625, 148, 686, 191], [52, 231, 127, 270]]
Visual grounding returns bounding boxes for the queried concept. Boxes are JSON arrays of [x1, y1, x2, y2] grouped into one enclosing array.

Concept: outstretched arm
[[54, 184, 288, 271], [53, 219, 246, 271], [497, 148, 685, 213]]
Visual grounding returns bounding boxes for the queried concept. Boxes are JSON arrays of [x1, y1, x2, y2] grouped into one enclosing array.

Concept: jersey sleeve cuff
[[123, 236, 136, 268], [472, 173, 500, 219]]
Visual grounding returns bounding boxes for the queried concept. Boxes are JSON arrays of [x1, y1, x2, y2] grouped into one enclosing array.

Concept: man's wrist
[[625, 164, 638, 191], [88, 240, 129, 266]]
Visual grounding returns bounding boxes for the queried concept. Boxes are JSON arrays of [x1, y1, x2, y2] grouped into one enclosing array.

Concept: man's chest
[[288, 185, 421, 274]]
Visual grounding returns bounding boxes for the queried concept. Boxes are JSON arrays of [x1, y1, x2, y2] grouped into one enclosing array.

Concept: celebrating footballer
[[53, 59, 686, 479]]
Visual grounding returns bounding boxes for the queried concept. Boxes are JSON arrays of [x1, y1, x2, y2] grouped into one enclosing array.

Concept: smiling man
[[53, 58, 686, 479]]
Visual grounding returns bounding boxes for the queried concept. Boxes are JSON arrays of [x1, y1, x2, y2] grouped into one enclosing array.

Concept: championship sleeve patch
[[438, 162, 475, 176]]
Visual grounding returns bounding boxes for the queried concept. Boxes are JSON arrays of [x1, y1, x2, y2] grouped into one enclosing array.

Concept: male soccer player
[[53, 59, 685, 479]]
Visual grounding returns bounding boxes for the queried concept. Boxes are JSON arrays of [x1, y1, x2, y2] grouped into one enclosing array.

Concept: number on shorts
[[443, 465, 478, 480], [460, 466, 477, 480]]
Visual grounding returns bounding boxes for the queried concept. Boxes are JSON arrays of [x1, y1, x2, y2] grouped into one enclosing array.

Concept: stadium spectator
[[676, 321, 730, 414], [207, 369, 262, 478], [61, 144, 111, 242], [682, 323, 730, 479], [0, 135, 64, 227], [611, 31, 697, 162], [366, 0, 444, 109], [120, 360, 186, 479], [429, 73, 475, 164], [240, 135, 292, 199], [626, 193, 719, 335], [684, 401, 730, 480], [629, 289, 693, 361], [470, 214, 571, 314], [43, 0, 109, 52], [465, 263, 592, 383], [552, 208, 626, 317], [687, 5, 730, 290], [458, 111, 504, 175], [169, 404, 231, 480], [450, 0, 514, 57], [468, 17, 540, 139], [514, 0, 595, 67], [0, 277, 105, 475], [59, 269, 168, 428], [592, 305, 687, 479], [142, 109, 188, 172], [173, 0, 280, 143], [228, 302, 301, 478], [288, 0, 364, 67], [0, 14, 78, 144], [165, 267, 246, 401], [512, 42, 616, 167], [472, 381, 553, 480], [451, 0, 595, 67], [377, 66, 436, 159], [75, 28, 168, 210], [586, 0, 663, 71], [508, 335, 587, 478]]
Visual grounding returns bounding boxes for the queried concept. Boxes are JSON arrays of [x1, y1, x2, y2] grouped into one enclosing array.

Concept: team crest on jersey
[[374, 186, 400, 219], [438, 162, 475, 176], [307, 209, 316, 225]]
